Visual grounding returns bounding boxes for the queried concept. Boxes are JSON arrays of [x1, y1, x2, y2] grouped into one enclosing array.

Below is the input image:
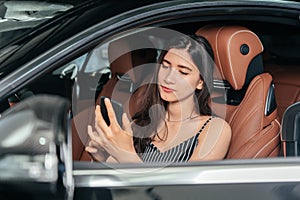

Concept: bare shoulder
[[208, 117, 232, 143], [210, 117, 231, 134], [197, 116, 231, 136], [190, 116, 232, 161], [197, 116, 232, 145]]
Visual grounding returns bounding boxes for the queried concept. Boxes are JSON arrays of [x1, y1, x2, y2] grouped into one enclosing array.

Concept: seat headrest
[[196, 25, 264, 90], [101, 36, 157, 117], [108, 35, 157, 82], [108, 38, 133, 74]]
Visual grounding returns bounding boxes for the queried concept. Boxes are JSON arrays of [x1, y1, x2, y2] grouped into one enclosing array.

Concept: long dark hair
[[132, 35, 214, 154]]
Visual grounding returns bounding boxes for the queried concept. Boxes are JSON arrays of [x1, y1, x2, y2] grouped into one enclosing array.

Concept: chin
[[160, 94, 178, 103]]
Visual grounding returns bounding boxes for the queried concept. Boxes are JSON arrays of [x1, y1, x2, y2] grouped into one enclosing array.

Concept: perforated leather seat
[[196, 25, 281, 159]]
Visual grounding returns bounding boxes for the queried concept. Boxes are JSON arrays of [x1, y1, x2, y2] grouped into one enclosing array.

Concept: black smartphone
[[100, 96, 123, 127]]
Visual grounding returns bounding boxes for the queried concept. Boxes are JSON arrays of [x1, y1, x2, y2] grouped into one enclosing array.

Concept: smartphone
[[100, 96, 123, 127]]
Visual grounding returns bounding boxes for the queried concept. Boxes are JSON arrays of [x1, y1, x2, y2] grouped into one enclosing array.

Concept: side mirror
[[0, 95, 73, 200], [281, 101, 300, 156]]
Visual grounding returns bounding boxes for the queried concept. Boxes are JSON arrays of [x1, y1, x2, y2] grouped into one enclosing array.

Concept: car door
[[1, 1, 300, 200]]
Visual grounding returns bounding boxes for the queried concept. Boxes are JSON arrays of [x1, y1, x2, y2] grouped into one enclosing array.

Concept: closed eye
[[179, 71, 189, 75]]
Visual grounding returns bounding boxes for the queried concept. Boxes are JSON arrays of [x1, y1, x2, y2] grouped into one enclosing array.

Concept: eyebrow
[[162, 59, 193, 71]]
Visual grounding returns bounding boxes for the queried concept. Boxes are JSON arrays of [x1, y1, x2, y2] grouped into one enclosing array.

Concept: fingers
[[87, 125, 98, 141], [88, 125, 105, 145], [87, 125, 105, 149], [85, 146, 97, 154], [86, 126, 107, 155], [104, 98, 121, 130], [95, 105, 111, 134], [85, 139, 99, 154], [122, 113, 133, 136]]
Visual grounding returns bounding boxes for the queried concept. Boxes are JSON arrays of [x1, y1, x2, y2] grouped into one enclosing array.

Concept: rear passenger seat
[[265, 63, 300, 122]]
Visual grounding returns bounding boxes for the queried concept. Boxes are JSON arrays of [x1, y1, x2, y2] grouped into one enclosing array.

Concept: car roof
[[0, 0, 170, 77], [0, 0, 85, 48], [0, 0, 299, 79]]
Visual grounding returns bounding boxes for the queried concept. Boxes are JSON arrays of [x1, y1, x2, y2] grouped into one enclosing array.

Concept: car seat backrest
[[196, 25, 281, 159], [72, 35, 157, 161]]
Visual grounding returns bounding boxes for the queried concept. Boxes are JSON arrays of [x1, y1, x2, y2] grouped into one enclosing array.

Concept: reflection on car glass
[[0, 45, 19, 60], [2, 1, 73, 21], [0, 45, 20, 73], [0, 1, 74, 49], [84, 43, 110, 73], [53, 54, 88, 76]]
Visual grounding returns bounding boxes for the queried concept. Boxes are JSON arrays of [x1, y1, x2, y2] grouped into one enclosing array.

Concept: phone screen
[[100, 96, 123, 127]]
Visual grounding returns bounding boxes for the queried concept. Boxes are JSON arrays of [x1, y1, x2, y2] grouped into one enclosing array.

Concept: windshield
[[0, 0, 82, 49]]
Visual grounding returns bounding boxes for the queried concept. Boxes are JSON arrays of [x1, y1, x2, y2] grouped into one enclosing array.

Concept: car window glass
[[52, 54, 88, 77], [84, 43, 109, 73], [0, 0, 82, 49], [261, 34, 300, 64], [1, 22, 296, 167]]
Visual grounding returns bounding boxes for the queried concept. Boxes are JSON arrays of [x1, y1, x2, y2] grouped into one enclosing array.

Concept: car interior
[[1, 19, 300, 162]]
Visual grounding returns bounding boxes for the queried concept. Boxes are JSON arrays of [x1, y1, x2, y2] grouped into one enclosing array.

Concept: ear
[[196, 79, 203, 90]]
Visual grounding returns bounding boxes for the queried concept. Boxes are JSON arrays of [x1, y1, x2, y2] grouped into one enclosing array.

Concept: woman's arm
[[189, 117, 232, 161]]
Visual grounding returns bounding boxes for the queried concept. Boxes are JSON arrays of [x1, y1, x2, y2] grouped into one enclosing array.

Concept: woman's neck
[[166, 97, 198, 122]]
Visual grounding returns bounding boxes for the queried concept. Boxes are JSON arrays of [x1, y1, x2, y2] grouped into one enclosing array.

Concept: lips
[[161, 85, 174, 93]]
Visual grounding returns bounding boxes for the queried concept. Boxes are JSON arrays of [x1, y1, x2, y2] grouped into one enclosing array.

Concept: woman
[[86, 35, 232, 163]]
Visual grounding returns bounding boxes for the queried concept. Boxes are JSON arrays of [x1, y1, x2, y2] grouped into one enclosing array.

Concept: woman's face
[[158, 48, 203, 103]]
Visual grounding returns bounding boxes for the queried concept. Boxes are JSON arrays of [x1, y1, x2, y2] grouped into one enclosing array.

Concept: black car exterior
[[0, 0, 300, 200]]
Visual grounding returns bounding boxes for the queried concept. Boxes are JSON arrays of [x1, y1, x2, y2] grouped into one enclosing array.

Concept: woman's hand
[[85, 125, 109, 161], [90, 98, 141, 163]]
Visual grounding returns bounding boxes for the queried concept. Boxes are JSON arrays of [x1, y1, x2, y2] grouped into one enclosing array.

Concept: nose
[[164, 67, 176, 84]]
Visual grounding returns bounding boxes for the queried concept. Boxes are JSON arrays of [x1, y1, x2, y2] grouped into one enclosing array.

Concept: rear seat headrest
[[196, 25, 264, 90], [107, 35, 157, 83], [108, 36, 157, 67]]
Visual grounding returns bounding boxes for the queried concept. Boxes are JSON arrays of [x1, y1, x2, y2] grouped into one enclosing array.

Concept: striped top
[[141, 117, 213, 163]]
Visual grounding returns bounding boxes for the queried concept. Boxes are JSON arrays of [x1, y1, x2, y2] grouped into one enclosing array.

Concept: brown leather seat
[[96, 36, 157, 117], [72, 35, 157, 161], [196, 25, 281, 159]]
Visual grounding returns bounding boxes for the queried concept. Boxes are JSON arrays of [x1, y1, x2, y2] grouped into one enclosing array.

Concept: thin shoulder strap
[[195, 116, 214, 138]]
